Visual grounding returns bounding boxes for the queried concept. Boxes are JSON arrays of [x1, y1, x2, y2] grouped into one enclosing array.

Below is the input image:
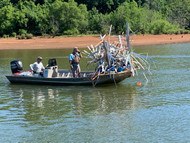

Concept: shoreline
[[0, 34, 190, 50]]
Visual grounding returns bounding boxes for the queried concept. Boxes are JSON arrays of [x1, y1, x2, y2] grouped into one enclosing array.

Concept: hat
[[73, 47, 78, 51], [37, 56, 42, 60]]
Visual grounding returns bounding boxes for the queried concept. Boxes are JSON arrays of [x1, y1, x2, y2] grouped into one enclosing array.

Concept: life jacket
[[72, 54, 80, 65]]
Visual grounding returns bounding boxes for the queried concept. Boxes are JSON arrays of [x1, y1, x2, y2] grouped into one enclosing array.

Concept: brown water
[[0, 43, 190, 142]]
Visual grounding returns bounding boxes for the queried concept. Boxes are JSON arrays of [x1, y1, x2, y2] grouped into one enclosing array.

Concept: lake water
[[0, 43, 190, 143]]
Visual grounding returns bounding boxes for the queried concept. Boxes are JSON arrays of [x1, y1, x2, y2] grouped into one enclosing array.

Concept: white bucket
[[43, 69, 53, 78]]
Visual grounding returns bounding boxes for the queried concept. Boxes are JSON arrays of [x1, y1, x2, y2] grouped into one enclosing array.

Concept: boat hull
[[6, 71, 131, 86]]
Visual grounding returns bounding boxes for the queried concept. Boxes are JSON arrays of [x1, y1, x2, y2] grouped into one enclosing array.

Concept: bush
[[64, 28, 79, 35], [17, 35, 21, 39], [167, 29, 177, 34], [26, 33, 33, 39], [21, 34, 26, 39], [16, 35, 25, 40], [179, 30, 184, 34], [183, 30, 190, 34], [42, 34, 51, 38], [17, 33, 33, 39], [86, 31, 94, 34], [2, 34, 9, 38], [18, 29, 27, 35], [100, 27, 109, 35], [174, 30, 180, 35], [12, 32, 17, 37], [150, 20, 177, 34]]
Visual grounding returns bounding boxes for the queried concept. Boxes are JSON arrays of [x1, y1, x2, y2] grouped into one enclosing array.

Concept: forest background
[[0, 0, 189, 38]]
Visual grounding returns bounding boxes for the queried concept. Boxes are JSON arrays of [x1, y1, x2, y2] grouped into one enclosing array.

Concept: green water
[[0, 43, 190, 142]]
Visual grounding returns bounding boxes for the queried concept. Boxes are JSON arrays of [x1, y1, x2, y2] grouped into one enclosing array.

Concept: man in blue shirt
[[69, 47, 83, 77]]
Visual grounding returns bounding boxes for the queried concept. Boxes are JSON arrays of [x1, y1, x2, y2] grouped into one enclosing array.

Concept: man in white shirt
[[30, 56, 45, 74]]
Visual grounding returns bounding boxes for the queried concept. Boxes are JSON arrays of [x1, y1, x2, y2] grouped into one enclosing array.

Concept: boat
[[6, 23, 154, 86], [6, 69, 131, 86], [6, 57, 132, 86]]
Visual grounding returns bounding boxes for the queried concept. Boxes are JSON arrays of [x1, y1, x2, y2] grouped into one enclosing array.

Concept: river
[[0, 43, 190, 142]]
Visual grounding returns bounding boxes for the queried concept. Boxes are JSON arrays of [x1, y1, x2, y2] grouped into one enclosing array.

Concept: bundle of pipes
[[82, 35, 132, 72], [82, 24, 156, 83]]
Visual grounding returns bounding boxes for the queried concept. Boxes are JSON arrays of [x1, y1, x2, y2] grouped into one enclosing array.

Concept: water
[[0, 43, 190, 143]]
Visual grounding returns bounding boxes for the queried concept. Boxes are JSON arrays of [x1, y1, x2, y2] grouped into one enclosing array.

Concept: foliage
[[25, 33, 33, 39], [0, 3, 15, 36], [49, 0, 88, 36], [167, 0, 190, 30], [16, 33, 32, 39], [110, 1, 141, 34], [21, 34, 26, 39], [18, 29, 27, 35], [0, 0, 189, 37], [88, 8, 110, 34], [64, 28, 79, 35], [12, 32, 17, 37], [3, 34, 9, 38], [16, 35, 21, 39], [150, 20, 178, 34]]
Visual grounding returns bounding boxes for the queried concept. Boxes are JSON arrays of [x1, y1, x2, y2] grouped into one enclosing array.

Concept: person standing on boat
[[30, 56, 45, 74], [69, 47, 82, 77]]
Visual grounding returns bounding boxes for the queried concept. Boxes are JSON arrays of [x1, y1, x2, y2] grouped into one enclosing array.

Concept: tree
[[49, 0, 88, 35], [89, 7, 110, 34], [110, 0, 141, 33], [0, 3, 15, 36], [140, 7, 164, 34], [150, 20, 177, 34], [0, 0, 11, 8], [74, 0, 123, 14], [143, 0, 167, 15], [167, 0, 190, 29], [15, 0, 50, 35], [0, 0, 189, 36]]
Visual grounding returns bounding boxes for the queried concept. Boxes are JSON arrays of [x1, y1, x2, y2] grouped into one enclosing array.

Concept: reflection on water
[[0, 43, 190, 142], [7, 84, 139, 121], [31, 88, 59, 108]]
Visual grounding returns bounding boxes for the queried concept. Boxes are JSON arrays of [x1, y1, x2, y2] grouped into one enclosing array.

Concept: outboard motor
[[10, 60, 23, 74], [47, 58, 57, 67]]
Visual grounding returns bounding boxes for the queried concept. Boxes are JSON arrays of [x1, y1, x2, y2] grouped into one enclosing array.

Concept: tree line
[[0, 0, 189, 38]]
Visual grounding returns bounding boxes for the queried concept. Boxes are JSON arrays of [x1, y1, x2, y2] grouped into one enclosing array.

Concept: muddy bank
[[0, 34, 189, 50]]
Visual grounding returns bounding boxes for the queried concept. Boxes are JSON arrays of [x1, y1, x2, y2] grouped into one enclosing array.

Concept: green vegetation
[[0, 0, 189, 38]]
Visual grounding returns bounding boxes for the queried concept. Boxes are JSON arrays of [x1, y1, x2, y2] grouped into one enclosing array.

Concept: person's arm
[[30, 62, 37, 73], [69, 54, 73, 69], [79, 52, 82, 58], [41, 63, 45, 70], [29, 64, 34, 71], [77, 50, 82, 58], [69, 60, 73, 69]]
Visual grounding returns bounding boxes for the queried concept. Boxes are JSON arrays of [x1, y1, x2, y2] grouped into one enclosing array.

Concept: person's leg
[[40, 72, 43, 77], [72, 65, 76, 77], [77, 65, 81, 77]]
